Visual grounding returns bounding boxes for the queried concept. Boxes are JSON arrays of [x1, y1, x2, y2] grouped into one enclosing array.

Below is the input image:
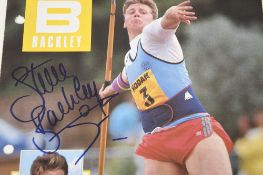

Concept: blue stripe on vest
[[140, 86, 207, 133]]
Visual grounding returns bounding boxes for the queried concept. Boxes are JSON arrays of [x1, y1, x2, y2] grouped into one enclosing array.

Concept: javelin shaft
[[98, 1, 116, 175], [104, 1, 116, 82]]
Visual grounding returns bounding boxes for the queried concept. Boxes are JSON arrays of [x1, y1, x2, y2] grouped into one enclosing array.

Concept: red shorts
[[135, 116, 233, 165]]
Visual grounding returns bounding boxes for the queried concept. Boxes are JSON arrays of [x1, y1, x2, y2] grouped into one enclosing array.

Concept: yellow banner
[[23, 0, 92, 52]]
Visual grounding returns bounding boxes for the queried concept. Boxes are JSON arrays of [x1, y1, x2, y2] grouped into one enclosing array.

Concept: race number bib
[[130, 69, 168, 110]]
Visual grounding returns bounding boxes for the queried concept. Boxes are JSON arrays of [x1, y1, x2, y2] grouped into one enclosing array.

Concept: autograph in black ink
[[112, 137, 128, 141], [10, 59, 119, 164]]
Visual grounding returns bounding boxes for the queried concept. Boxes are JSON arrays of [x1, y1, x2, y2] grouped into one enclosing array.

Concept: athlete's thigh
[[185, 133, 232, 175], [144, 158, 188, 175]]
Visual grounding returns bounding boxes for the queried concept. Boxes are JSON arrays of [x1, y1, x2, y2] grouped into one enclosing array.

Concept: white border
[[0, 0, 7, 77]]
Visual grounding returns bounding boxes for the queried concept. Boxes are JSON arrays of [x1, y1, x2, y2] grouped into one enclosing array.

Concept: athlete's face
[[124, 3, 154, 36]]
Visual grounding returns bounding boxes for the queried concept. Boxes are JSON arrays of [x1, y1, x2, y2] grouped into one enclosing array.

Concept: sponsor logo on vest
[[141, 61, 151, 70], [132, 72, 150, 91], [184, 91, 193, 100]]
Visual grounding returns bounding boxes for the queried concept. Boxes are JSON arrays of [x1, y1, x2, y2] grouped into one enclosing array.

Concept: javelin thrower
[[100, 0, 233, 174]]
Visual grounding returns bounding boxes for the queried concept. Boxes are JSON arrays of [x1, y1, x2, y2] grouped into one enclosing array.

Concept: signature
[[10, 59, 118, 164]]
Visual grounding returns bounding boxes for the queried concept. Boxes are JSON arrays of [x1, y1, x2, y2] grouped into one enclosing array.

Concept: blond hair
[[123, 0, 158, 19]]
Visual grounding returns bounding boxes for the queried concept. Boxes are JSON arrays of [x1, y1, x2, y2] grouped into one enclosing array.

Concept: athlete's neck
[[128, 30, 142, 42]]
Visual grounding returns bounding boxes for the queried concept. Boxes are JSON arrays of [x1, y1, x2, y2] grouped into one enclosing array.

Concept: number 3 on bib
[[140, 87, 155, 107], [130, 70, 168, 110]]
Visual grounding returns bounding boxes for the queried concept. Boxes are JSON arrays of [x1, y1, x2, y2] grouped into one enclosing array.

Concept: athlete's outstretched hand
[[161, 1, 197, 29]]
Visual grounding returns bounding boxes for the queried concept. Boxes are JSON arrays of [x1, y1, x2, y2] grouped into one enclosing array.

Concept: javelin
[[98, 0, 116, 175]]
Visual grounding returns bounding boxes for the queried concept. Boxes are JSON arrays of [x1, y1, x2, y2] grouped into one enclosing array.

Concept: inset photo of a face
[[19, 150, 84, 175]]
